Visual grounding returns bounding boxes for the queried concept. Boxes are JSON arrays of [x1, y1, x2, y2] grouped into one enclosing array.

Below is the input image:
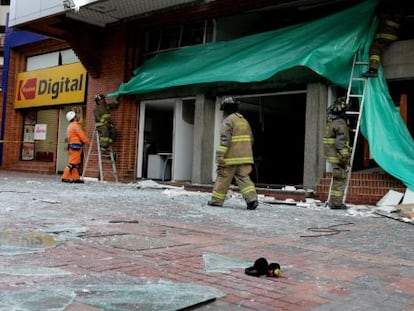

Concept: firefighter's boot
[[207, 200, 223, 207], [362, 68, 378, 78], [247, 200, 258, 210]]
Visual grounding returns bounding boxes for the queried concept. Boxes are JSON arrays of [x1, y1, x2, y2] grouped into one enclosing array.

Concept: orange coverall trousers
[[61, 148, 83, 181]]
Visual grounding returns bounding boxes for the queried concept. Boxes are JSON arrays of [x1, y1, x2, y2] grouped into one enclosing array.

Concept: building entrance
[[235, 92, 307, 187]]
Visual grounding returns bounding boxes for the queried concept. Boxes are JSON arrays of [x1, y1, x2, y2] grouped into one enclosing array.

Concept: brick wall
[[2, 29, 141, 182], [315, 172, 406, 205], [2, 40, 70, 171], [82, 26, 139, 182]]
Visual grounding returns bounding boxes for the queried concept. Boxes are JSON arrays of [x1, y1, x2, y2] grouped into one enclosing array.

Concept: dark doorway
[[236, 93, 306, 187]]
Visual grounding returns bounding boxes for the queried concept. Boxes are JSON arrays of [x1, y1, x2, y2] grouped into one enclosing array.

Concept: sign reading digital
[[15, 63, 87, 108]]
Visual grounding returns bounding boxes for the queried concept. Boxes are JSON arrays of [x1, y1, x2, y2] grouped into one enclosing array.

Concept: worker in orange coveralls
[[61, 111, 90, 183]]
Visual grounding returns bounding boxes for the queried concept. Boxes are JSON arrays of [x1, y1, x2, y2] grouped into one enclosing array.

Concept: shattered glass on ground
[[2, 171, 414, 310], [0, 231, 58, 255], [0, 273, 224, 311], [203, 253, 251, 273]]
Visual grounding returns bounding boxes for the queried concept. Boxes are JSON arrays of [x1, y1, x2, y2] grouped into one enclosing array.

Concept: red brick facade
[[2, 28, 141, 182], [2, 39, 70, 174], [1, 7, 410, 204], [84, 26, 140, 181], [316, 172, 406, 205]]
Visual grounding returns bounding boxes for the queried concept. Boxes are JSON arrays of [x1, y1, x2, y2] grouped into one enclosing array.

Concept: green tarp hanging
[[110, 0, 414, 192], [362, 75, 414, 192], [109, 1, 377, 95]]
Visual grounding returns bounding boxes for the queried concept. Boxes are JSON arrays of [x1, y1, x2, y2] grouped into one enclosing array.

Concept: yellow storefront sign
[[15, 63, 87, 108]]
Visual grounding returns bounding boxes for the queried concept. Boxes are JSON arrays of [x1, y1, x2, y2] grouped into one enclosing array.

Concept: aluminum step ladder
[[82, 130, 118, 182], [327, 52, 369, 205]]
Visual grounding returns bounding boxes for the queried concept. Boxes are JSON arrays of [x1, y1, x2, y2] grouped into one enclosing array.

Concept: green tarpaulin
[[109, 0, 414, 192]]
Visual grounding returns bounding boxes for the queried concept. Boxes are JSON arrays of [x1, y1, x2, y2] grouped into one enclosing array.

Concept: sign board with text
[[15, 63, 87, 109], [34, 124, 47, 140]]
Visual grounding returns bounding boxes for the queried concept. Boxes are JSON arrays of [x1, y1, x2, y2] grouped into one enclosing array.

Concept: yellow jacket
[[216, 112, 254, 166], [323, 116, 350, 166]]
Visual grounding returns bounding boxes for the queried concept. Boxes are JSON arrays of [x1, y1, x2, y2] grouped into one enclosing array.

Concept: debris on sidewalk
[[135, 179, 183, 190], [108, 219, 139, 224], [0, 273, 225, 311], [0, 265, 71, 276], [262, 197, 298, 205], [261, 196, 323, 208], [73, 279, 224, 311], [374, 189, 414, 224], [398, 204, 414, 219], [203, 253, 251, 273], [376, 189, 404, 207], [297, 198, 324, 208], [163, 188, 204, 197], [82, 176, 99, 182], [402, 188, 414, 203], [0, 231, 58, 255], [43, 226, 87, 240], [2, 171, 414, 310], [40, 199, 62, 204], [343, 205, 377, 217], [375, 205, 400, 213]]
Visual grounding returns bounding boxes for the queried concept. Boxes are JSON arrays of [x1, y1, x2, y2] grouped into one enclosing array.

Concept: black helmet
[[220, 96, 239, 112], [328, 97, 347, 116]]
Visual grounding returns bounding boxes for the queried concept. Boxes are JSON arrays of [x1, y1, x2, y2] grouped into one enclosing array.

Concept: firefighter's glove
[[216, 165, 225, 177], [337, 152, 350, 168], [216, 155, 225, 166]]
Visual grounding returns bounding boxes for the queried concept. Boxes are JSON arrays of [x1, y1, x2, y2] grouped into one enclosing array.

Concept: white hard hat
[[66, 111, 76, 122]]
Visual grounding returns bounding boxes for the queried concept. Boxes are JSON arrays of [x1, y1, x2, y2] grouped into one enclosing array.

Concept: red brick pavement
[[20, 215, 414, 310], [1, 171, 414, 310]]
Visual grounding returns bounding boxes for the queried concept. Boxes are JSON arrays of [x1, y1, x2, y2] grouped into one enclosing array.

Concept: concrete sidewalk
[[1, 170, 414, 311]]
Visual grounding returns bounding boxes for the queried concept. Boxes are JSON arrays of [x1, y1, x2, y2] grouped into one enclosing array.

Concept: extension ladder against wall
[[327, 52, 369, 205], [82, 130, 118, 182]]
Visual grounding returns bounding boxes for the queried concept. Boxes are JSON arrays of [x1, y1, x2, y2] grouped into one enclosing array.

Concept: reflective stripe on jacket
[[94, 103, 112, 124], [217, 112, 254, 165], [323, 117, 350, 164]]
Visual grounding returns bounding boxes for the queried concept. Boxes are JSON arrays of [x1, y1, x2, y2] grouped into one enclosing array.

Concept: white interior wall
[[138, 98, 195, 181], [212, 97, 222, 181], [173, 99, 194, 181], [136, 103, 146, 179]]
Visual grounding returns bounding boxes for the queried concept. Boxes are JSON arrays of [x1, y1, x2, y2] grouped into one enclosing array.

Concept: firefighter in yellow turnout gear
[[362, 4, 403, 78], [208, 97, 258, 210], [323, 97, 351, 209], [93, 93, 118, 149]]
